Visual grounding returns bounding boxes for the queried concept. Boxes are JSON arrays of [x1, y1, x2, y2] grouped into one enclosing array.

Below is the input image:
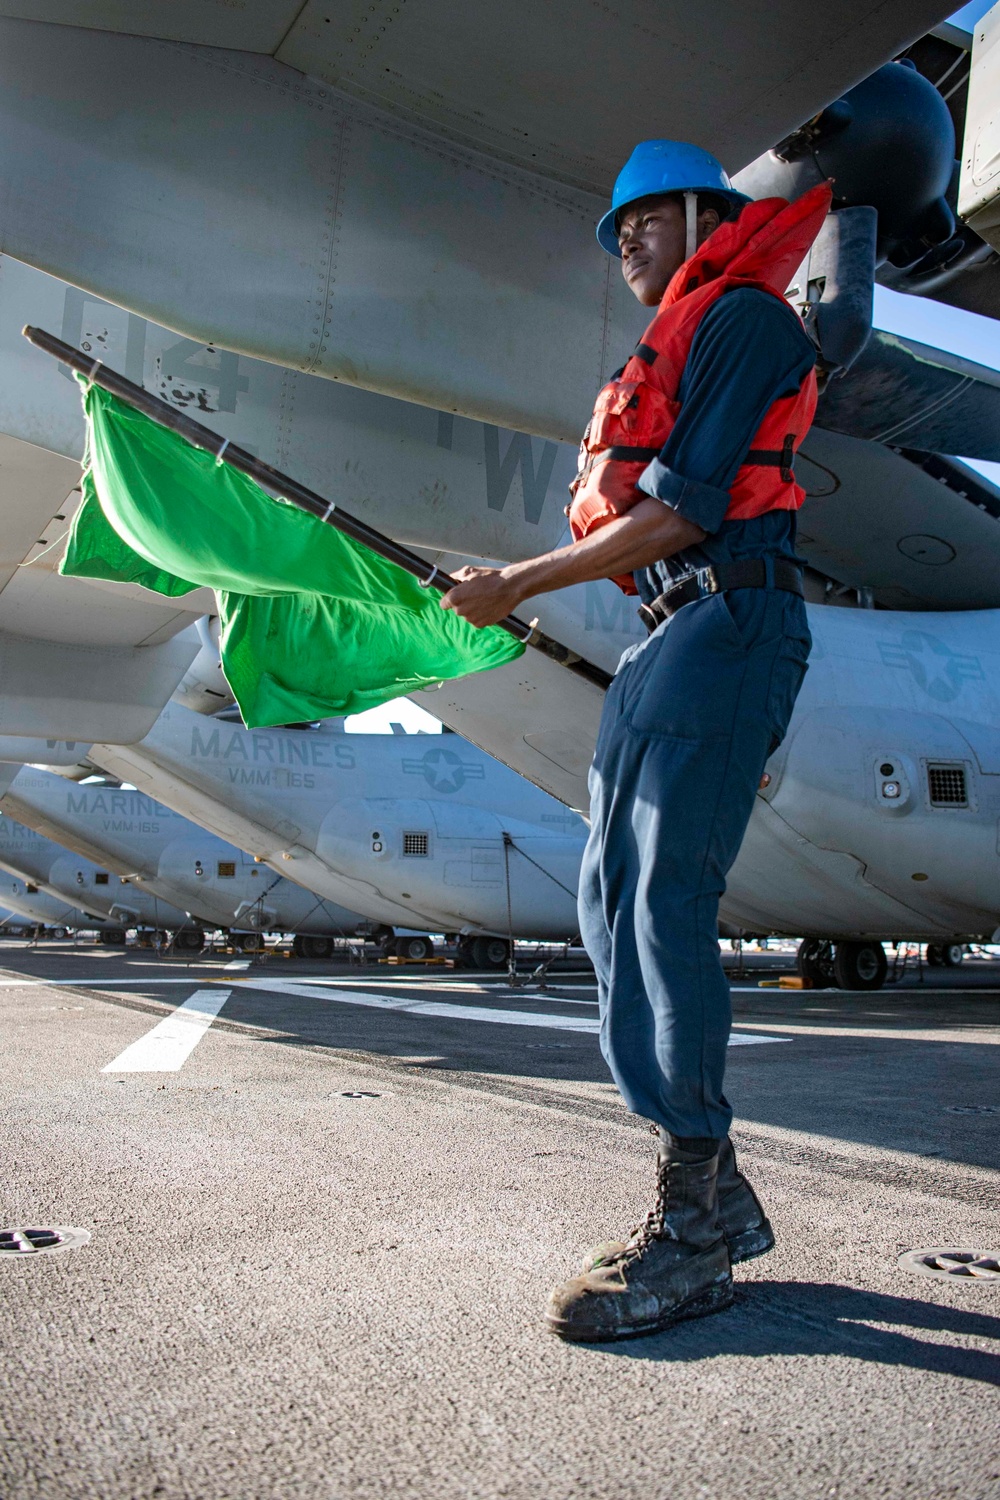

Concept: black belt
[[637, 559, 804, 634]]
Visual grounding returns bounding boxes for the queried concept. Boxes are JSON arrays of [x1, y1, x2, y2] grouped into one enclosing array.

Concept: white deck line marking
[[101, 989, 232, 1073], [0, 973, 785, 1044], [0, 977, 209, 986], [240, 978, 787, 1045], [224, 960, 251, 971], [275, 976, 600, 1008], [246, 977, 601, 1033], [515, 984, 597, 994], [512, 993, 596, 1006]]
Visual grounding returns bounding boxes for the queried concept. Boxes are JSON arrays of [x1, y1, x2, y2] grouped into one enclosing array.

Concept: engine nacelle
[[735, 61, 957, 267], [761, 704, 1000, 935]]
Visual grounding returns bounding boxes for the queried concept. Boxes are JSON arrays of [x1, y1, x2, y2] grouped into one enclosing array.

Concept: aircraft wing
[[0, 432, 204, 742], [416, 651, 603, 816], [7, 254, 1000, 624], [797, 431, 1000, 612], [0, 1, 951, 189], [816, 332, 1000, 461]]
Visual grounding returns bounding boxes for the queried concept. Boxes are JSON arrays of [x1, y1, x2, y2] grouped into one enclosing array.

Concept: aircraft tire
[[295, 935, 335, 960], [235, 931, 264, 953], [832, 941, 888, 991], [101, 928, 128, 946], [796, 939, 834, 989], [925, 944, 943, 967], [174, 928, 205, 954], [396, 935, 433, 962], [940, 943, 965, 968], [470, 936, 510, 971]]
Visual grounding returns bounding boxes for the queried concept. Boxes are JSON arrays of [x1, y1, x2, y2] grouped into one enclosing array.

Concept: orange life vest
[[569, 182, 832, 593]]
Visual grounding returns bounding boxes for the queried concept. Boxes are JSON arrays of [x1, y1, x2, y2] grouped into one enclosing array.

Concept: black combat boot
[[581, 1133, 773, 1272], [545, 1137, 733, 1342]]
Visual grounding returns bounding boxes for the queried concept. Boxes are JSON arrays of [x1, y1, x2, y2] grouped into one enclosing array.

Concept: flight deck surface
[[1, 940, 997, 1498]]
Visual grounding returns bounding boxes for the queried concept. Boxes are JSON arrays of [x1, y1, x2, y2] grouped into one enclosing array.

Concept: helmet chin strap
[[684, 191, 698, 260]]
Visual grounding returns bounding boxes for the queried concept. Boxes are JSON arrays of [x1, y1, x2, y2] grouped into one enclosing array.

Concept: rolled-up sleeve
[[636, 288, 815, 535], [636, 457, 732, 534]]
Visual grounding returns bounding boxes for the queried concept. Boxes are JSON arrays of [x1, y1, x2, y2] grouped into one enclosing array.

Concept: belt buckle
[[700, 565, 720, 595]]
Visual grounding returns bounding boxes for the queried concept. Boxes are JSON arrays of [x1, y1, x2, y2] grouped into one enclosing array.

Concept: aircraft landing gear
[[832, 941, 888, 991], [234, 931, 264, 953], [292, 934, 335, 960], [99, 928, 128, 946], [462, 936, 511, 971], [796, 939, 834, 989], [797, 939, 888, 990], [926, 942, 964, 968], [395, 934, 434, 962], [173, 928, 205, 954]]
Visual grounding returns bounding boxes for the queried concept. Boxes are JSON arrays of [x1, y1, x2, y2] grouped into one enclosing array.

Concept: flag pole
[[22, 326, 612, 693]]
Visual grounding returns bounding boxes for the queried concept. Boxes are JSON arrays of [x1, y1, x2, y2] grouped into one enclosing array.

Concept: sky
[[350, 2, 999, 735], [948, 0, 994, 29], [345, 697, 443, 734]]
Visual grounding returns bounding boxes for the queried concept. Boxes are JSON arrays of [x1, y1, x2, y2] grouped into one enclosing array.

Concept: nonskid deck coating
[[1, 941, 998, 1499]]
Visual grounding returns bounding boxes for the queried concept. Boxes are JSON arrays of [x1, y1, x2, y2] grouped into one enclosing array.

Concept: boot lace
[[620, 1161, 678, 1265]]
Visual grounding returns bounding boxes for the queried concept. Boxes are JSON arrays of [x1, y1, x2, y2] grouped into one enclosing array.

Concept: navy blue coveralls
[[577, 287, 815, 1141]]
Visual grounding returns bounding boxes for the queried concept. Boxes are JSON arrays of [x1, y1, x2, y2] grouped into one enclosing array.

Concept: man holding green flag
[[54, 127, 822, 1348], [441, 140, 821, 1342]]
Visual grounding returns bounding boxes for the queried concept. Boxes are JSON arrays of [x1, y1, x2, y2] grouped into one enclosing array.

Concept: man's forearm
[[503, 500, 705, 600], [439, 498, 705, 628]]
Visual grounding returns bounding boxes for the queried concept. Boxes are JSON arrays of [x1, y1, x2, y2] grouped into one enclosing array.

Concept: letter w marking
[[483, 428, 558, 525]]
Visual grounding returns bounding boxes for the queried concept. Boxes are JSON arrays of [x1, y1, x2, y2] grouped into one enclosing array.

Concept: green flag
[[60, 380, 523, 726]]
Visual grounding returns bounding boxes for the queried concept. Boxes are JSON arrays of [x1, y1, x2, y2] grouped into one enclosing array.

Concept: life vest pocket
[[569, 379, 679, 522], [566, 379, 679, 596], [585, 379, 678, 454]]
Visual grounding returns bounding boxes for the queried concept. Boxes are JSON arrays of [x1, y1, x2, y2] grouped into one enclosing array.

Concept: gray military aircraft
[[0, 903, 38, 937], [90, 610, 1000, 989], [0, 734, 586, 963], [0, 10, 995, 740], [80, 711, 587, 962], [0, 868, 117, 939], [0, 10, 997, 987], [0, 768, 375, 958], [0, 4, 990, 447], [0, 811, 201, 944], [3, 249, 1000, 982]]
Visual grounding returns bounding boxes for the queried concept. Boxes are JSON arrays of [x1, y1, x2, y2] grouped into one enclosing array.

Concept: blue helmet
[[597, 140, 751, 257]]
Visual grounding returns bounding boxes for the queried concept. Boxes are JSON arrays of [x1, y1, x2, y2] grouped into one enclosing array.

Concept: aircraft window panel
[[95, 873, 109, 885], [402, 832, 430, 857], [217, 861, 237, 878], [927, 764, 968, 807]]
